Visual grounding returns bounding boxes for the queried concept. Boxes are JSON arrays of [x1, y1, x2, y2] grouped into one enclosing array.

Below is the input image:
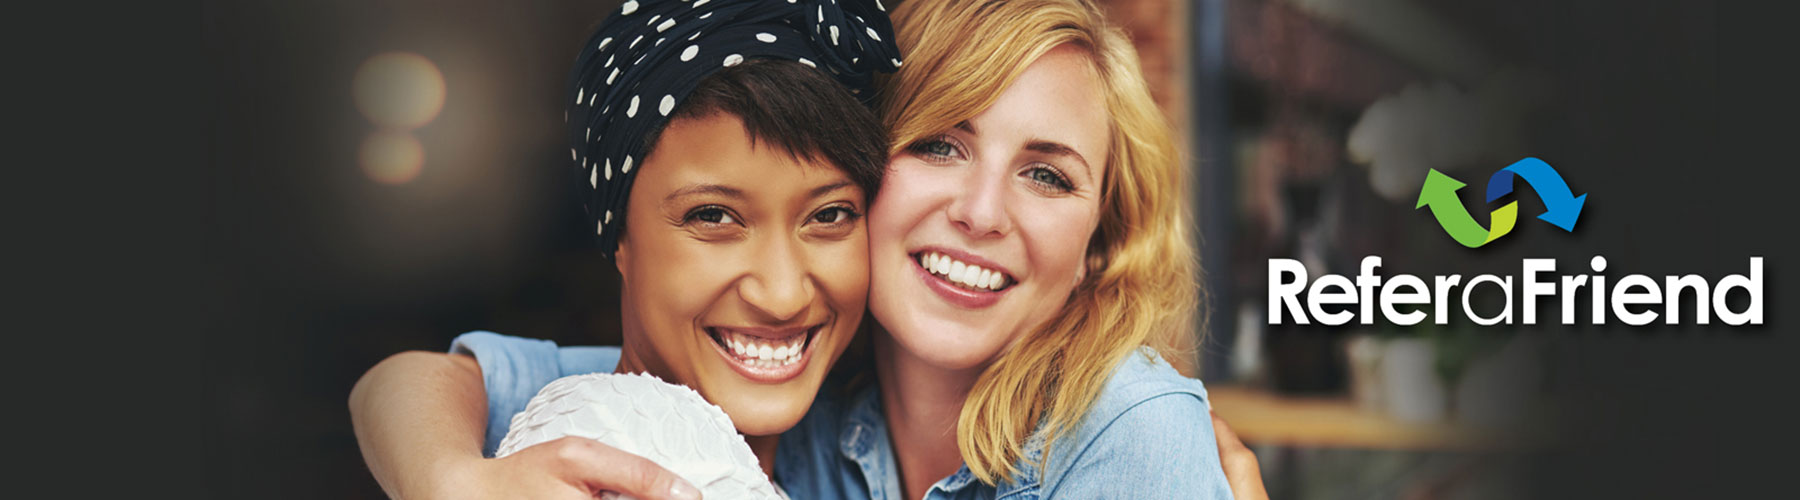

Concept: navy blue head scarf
[[567, 0, 901, 258]]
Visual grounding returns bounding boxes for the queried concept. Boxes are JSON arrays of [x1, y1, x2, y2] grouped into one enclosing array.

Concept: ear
[[1078, 253, 1102, 285], [613, 234, 631, 285]]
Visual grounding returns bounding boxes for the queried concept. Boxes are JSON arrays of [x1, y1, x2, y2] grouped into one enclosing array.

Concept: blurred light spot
[[354, 52, 446, 129], [361, 130, 425, 185]]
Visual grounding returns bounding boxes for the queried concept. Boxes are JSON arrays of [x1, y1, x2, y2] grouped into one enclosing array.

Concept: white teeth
[[918, 252, 1009, 291], [718, 329, 808, 366]]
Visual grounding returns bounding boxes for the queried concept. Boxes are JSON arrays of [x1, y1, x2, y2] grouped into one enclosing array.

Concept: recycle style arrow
[[1417, 168, 1519, 248], [1484, 157, 1587, 232]]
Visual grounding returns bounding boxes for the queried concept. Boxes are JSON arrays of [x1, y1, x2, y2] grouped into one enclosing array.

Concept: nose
[[946, 160, 1013, 238], [737, 234, 815, 322]]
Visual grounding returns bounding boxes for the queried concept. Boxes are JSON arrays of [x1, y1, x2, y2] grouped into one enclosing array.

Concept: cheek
[[816, 234, 871, 314], [868, 160, 938, 244], [630, 236, 736, 328], [1022, 202, 1102, 291]]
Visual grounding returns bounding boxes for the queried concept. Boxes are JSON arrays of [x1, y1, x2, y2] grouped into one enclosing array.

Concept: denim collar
[[836, 383, 1044, 499]]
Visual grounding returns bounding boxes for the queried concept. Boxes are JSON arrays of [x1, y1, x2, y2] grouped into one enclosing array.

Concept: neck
[[875, 331, 985, 500], [613, 343, 649, 375], [746, 434, 778, 478]]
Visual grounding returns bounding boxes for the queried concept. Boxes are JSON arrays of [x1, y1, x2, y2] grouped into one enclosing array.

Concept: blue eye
[[906, 137, 960, 160], [1025, 165, 1074, 192]]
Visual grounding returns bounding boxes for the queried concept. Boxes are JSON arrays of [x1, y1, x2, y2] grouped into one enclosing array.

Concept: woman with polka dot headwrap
[[351, 1, 898, 498]]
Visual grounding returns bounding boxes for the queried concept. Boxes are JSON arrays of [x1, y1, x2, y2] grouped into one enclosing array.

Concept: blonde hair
[[880, 0, 1201, 484]]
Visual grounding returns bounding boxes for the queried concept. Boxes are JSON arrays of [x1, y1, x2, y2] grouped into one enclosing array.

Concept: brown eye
[[685, 206, 738, 225], [811, 206, 858, 224], [803, 204, 861, 240]]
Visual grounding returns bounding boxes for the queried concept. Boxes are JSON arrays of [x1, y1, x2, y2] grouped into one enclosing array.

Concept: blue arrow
[[1484, 157, 1587, 232]]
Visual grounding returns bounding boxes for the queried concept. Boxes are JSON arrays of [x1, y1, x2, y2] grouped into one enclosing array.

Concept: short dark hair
[[641, 59, 887, 198]]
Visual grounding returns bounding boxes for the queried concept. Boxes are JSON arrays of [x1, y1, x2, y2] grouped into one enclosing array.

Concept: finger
[[551, 438, 702, 500], [1211, 412, 1268, 500], [1210, 411, 1246, 451]]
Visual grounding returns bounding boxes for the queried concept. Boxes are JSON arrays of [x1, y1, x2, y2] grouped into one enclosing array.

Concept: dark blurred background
[[207, 0, 1788, 498]]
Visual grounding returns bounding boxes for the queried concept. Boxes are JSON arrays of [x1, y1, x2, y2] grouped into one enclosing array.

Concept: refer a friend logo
[[1266, 158, 1765, 327], [1415, 157, 1586, 248]]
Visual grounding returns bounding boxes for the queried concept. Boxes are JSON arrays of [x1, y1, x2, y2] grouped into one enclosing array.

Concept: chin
[[884, 316, 1011, 372], [711, 388, 814, 436]]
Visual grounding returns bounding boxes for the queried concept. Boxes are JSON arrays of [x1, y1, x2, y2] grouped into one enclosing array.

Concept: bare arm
[[348, 351, 700, 500], [349, 351, 489, 498]]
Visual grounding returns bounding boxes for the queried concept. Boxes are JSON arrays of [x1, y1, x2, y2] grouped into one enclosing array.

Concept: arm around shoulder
[[349, 351, 490, 498], [349, 348, 698, 500]]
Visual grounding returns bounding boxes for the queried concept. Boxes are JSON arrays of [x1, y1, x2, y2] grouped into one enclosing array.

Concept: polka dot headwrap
[[568, 0, 902, 258]]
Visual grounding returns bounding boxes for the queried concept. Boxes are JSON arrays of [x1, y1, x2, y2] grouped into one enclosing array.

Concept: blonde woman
[[774, 0, 1247, 497]]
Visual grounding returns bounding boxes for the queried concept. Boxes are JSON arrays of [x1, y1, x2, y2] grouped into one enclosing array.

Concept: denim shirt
[[775, 347, 1234, 500], [452, 332, 1232, 499]]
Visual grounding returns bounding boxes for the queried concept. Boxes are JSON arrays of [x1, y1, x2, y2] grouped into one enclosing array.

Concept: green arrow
[[1416, 169, 1518, 248]]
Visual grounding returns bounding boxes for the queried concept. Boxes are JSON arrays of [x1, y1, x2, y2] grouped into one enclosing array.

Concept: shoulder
[[1036, 347, 1232, 499], [446, 331, 623, 456], [449, 331, 623, 378], [1090, 346, 1213, 416], [1061, 347, 1214, 440]]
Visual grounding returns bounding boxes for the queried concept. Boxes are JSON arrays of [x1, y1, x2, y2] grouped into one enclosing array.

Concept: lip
[[909, 246, 1014, 309], [704, 324, 820, 383]]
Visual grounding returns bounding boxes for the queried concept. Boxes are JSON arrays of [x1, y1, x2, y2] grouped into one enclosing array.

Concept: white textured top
[[495, 372, 784, 500]]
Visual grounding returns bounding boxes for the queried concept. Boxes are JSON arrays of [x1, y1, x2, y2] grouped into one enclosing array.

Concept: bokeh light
[[353, 52, 447, 129], [360, 130, 425, 185]]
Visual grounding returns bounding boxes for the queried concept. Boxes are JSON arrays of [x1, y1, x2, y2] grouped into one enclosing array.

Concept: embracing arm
[[349, 351, 489, 498], [348, 351, 700, 500]]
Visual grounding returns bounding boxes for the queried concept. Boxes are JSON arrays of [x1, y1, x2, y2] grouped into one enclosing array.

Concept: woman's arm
[[349, 351, 487, 498], [348, 351, 700, 500]]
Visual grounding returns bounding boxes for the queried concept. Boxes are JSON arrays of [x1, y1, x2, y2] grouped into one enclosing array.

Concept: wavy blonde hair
[[879, 0, 1201, 484]]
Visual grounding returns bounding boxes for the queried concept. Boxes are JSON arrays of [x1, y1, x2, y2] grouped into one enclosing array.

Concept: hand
[[431, 437, 702, 500], [1211, 411, 1268, 500]]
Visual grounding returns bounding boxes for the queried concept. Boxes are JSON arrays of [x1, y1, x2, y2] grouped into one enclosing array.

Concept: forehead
[[633, 113, 852, 197], [968, 45, 1110, 173]]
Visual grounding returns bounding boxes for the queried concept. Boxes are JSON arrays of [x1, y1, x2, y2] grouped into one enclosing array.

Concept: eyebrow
[[808, 180, 857, 199], [1025, 140, 1092, 172], [663, 184, 747, 204], [954, 121, 1095, 175], [662, 180, 857, 207]]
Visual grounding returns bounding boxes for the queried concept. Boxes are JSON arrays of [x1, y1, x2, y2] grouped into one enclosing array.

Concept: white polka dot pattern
[[567, 0, 903, 259]]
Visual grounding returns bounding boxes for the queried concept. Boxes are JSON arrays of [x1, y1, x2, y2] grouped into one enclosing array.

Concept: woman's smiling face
[[615, 112, 868, 436], [867, 44, 1110, 370]]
